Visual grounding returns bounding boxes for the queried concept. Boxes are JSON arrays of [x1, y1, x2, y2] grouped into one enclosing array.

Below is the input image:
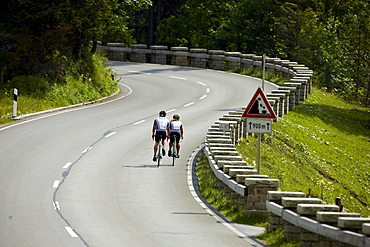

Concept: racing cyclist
[[168, 114, 184, 158], [152, 110, 170, 162]]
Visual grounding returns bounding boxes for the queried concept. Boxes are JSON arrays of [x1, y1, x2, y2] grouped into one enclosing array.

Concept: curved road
[[0, 62, 277, 246]]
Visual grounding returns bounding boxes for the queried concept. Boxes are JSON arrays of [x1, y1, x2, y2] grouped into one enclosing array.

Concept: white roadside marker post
[[12, 88, 18, 118]]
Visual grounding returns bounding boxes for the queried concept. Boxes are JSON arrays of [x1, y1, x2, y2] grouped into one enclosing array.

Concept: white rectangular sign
[[219, 121, 230, 131], [246, 118, 272, 133]]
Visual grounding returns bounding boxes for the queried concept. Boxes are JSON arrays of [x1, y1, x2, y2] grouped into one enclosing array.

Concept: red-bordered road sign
[[242, 87, 277, 119]]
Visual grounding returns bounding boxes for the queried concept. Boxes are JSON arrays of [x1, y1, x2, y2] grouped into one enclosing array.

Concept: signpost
[[218, 121, 230, 131], [242, 86, 276, 174], [218, 121, 230, 136], [247, 118, 272, 133]]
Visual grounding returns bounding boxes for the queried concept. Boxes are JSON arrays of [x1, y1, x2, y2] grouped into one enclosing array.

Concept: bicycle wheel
[[157, 143, 162, 167], [171, 141, 176, 166]]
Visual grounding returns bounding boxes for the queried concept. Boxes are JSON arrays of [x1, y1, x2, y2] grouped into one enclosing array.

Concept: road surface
[[0, 62, 278, 246]]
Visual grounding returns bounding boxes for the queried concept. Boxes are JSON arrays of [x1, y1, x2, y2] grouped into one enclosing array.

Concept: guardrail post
[[150, 45, 168, 65], [130, 44, 147, 63], [171, 47, 188, 66], [208, 50, 225, 70], [107, 43, 125, 61]]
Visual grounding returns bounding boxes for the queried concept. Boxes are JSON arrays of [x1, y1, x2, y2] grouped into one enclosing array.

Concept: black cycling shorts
[[155, 131, 167, 142], [170, 132, 180, 143]]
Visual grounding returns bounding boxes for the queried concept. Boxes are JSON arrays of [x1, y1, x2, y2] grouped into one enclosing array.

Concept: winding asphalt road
[[0, 62, 278, 246]]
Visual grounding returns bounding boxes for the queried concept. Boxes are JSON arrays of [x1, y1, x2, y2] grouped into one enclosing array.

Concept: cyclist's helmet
[[173, 114, 180, 120], [159, 110, 166, 117]]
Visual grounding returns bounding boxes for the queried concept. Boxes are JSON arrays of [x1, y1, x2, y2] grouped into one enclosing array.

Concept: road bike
[[170, 137, 181, 166], [156, 138, 163, 167], [156, 135, 169, 167]]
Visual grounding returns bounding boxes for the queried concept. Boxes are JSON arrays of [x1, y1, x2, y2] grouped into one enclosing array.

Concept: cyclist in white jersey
[[152, 110, 170, 162], [168, 114, 184, 158]]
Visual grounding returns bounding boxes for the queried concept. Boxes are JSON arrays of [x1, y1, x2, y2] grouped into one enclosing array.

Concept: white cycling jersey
[[154, 117, 169, 131], [170, 120, 183, 134]]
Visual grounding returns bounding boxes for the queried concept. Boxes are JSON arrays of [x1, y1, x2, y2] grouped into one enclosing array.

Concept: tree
[[220, 0, 279, 54], [0, 0, 150, 83], [157, 0, 281, 53], [341, 0, 370, 105], [156, 0, 237, 48]]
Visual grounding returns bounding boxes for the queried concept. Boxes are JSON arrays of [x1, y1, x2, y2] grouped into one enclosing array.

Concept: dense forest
[[1, 0, 369, 106]]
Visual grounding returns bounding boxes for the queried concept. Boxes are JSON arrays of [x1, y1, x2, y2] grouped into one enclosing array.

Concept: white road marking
[[167, 109, 176, 113], [133, 120, 145, 125], [53, 180, 60, 188], [53, 201, 60, 211], [105, 131, 117, 137], [197, 81, 206, 86], [65, 226, 79, 238], [62, 162, 72, 169], [184, 102, 194, 107], [200, 95, 207, 100], [128, 71, 151, 75], [206, 88, 210, 93], [82, 146, 92, 154], [170, 76, 187, 80]]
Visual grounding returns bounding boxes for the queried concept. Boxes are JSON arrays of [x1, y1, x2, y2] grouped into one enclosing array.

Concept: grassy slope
[[0, 53, 118, 125], [236, 87, 370, 216], [197, 86, 369, 246]]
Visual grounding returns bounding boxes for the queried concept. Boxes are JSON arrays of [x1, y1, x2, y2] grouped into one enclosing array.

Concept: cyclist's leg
[[153, 133, 161, 161], [174, 133, 180, 158], [159, 132, 166, 156], [168, 133, 174, 156], [175, 133, 181, 157], [154, 142, 159, 155], [153, 142, 158, 161]]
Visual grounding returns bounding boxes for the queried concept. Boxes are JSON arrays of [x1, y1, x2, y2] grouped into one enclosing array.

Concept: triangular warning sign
[[242, 87, 277, 119]]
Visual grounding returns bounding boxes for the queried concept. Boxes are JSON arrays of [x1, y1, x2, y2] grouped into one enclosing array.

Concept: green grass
[[237, 87, 370, 216], [0, 53, 118, 125], [196, 151, 298, 246], [256, 228, 300, 247], [196, 86, 369, 246], [196, 152, 269, 226], [229, 67, 288, 85], [0, 92, 63, 124]]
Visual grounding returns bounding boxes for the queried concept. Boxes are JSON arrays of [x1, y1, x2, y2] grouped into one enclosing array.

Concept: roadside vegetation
[[237, 87, 370, 216], [232, 67, 288, 86], [196, 86, 369, 246], [0, 52, 118, 125], [196, 152, 298, 247]]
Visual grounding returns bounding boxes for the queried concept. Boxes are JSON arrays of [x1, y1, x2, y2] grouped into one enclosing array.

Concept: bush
[[46, 53, 118, 106], [10, 75, 50, 96]]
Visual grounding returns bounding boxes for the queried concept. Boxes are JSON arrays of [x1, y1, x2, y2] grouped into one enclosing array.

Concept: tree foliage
[[154, 0, 370, 106], [0, 0, 150, 89], [1, 0, 369, 105]]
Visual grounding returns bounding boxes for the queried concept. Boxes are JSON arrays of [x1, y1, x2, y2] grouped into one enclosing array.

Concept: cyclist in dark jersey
[[168, 114, 184, 158], [152, 110, 170, 162]]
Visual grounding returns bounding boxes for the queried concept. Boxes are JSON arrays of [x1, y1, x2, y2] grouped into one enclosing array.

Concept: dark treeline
[[133, 0, 370, 106], [0, 0, 150, 94], [1, 0, 369, 106]]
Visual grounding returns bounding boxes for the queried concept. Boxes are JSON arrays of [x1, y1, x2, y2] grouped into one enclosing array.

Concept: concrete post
[[130, 44, 147, 63], [208, 50, 225, 70], [171, 47, 188, 66], [150, 45, 168, 64], [189, 48, 208, 68]]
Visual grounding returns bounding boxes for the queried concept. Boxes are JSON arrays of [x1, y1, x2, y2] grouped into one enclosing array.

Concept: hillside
[[236, 87, 370, 216]]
